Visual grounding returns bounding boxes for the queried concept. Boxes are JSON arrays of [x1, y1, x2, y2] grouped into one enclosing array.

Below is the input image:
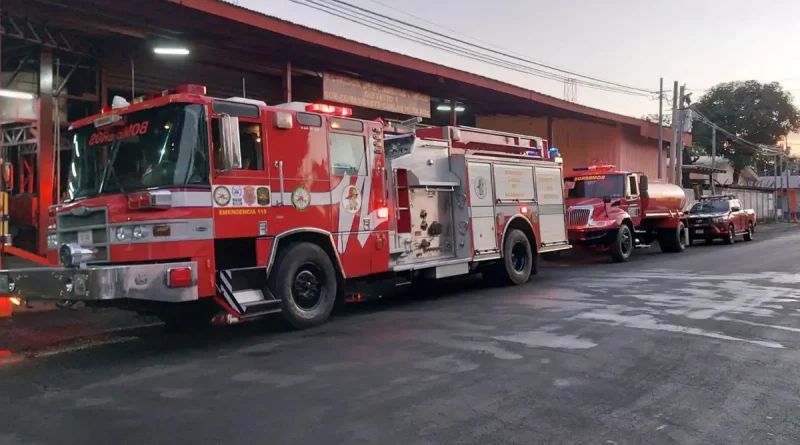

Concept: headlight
[[116, 226, 128, 241], [711, 217, 727, 223], [47, 233, 58, 248], [132, 225, 144, 239]]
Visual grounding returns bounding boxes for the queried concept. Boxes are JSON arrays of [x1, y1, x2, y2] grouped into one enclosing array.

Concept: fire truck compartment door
[[467, 162, 498, 252], [534, 166, 568, 247], [493, 164, 535, 202]]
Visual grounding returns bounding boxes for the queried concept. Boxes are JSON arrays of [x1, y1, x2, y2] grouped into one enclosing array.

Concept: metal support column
[[283, 60, 292, 103], [37, 50, 55, 256], [450, 97, 457, 126]]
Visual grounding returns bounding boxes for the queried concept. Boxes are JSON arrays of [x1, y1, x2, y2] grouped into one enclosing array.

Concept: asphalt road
[[3, 227, 800, 445]]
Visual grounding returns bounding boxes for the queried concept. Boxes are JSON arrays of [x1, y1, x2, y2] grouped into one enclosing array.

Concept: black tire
[[726, 224, 735, 245], [491, 229, 534, 286], [610, 225, 633, 263], [268, 242, 338, 329], [744, 222, 754, 241], [660, 222, 687, 253]]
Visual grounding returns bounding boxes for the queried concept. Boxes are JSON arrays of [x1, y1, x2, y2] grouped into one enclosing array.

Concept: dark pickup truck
[[687, 195, 756, 245]]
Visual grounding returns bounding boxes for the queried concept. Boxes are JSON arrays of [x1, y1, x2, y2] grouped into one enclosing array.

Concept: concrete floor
[[2, 226, 800, 445]]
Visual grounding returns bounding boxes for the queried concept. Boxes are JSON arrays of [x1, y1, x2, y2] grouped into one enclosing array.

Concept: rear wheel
[[268, 242, 338, 329], [484, 229, 534, 286], [744, 222, 754, 241], [610, 225, 633, 263], [659, 222, 687, 253]]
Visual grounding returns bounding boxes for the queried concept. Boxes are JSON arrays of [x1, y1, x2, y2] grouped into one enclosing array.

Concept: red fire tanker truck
[[0, 85, 571, 328], [563, 165, 688, 262]]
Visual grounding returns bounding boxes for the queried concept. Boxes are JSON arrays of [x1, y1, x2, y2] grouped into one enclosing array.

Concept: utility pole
[[785, 152, 791, 220], [657, 78, 664, 179], [775, 154, 779, 220], [675, 85, 686, 187], [668, 81, 678, 184], [710, 126, 716, 195]]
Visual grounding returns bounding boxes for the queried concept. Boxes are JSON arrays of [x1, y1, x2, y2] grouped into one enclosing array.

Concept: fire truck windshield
[[565, 174, 624, 199], [67, 103, 210, 200]]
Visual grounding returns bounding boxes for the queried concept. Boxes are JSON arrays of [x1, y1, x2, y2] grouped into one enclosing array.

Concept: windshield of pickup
[[690, 201, 730, 213], [67, 103, 210, 200], [565, 174, 624, 199]]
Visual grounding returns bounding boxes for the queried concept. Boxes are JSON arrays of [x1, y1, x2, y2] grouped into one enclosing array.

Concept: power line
[[290, 0, 656, 97], [330, 0, 655, 94]]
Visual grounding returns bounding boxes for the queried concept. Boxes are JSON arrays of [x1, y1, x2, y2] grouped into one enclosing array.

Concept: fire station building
[[0, 0, 690, 257]]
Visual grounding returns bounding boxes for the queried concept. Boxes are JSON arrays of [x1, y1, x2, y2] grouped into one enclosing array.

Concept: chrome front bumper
[[0, 261, 199, 303]]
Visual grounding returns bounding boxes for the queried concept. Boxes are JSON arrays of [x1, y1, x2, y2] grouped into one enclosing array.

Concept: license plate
[[77, 230, 93, 246], [695, 229, 704, 235]]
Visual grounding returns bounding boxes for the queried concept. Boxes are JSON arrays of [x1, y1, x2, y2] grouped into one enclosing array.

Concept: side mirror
[[220, 115, 242, 171], [603, 195, 612, 204], [639, 175, 649, 198], [1, 162, 13, 192]]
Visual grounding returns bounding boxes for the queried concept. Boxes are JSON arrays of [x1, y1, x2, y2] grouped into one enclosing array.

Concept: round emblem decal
[[243, 186, 256, 206], [341, 185, 361, 214], [474, 176, 487, 199], [213, 186, 231, 206], [291, 186, 310, 211]]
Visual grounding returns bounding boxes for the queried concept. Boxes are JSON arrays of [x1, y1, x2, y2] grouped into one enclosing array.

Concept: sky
[[241, 0, 800, 130]]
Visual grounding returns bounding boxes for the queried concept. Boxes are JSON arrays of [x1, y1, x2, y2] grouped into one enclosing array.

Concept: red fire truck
[[0, 85, 571, 328], [563, 165, 688, 262]]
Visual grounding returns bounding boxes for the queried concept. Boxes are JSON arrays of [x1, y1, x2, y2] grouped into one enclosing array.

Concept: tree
[[642, 113, 671, 126], [692, 80, 800, 183]]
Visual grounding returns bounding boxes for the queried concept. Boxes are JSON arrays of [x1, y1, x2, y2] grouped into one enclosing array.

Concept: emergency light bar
[[305, 103, 353, 117], [573, 165, 616, 172]]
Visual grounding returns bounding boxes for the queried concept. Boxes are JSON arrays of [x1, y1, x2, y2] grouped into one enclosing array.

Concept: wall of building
[[475, 115, 661, 177]]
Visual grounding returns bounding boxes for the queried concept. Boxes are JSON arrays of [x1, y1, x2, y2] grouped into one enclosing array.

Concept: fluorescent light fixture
[[436, 104, 465, 112], [0, 89, 34, 100], [153, 47, 190, 56]]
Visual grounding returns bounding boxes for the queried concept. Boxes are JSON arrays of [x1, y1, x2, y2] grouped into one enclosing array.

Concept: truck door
[[328, 117, 389, 277], [730, 198, 744, 232], [626, 173, 642, 227], [209, 100, 272, 240], [534, 165, 568, 248]]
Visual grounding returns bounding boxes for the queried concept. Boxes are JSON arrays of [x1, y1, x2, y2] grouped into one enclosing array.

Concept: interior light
[[436, 104, 465, 112], [0, 89, 34, 100], [154, 47, 190, 56]]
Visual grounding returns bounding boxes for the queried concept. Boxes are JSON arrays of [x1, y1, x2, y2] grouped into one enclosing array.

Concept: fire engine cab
[[0, 85, 571, 328]]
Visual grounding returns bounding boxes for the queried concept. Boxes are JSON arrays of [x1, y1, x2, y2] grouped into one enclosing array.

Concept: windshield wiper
[[98, 139, 129, 199]]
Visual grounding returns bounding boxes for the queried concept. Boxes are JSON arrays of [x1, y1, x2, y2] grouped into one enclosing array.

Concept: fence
[[682, 187, 776, 222]]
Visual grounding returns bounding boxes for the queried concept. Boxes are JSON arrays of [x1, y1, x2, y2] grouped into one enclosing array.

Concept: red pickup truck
[[687, 195, 756, 245]]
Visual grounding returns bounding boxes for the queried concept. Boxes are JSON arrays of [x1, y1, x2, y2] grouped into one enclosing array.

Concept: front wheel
[[610, 225, 633, 262], [269, 242, 338, 329], [726, 224, 736, 244], [744, 222, 754, 241]]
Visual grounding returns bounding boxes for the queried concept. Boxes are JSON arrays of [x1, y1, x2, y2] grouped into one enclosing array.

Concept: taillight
[[166, 267, 193, 288]]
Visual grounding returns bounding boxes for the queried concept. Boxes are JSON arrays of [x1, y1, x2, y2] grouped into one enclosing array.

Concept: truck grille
[[56, 207, 110, 262], [568, 208, 591, 227], [688, 218, 708, 226]]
